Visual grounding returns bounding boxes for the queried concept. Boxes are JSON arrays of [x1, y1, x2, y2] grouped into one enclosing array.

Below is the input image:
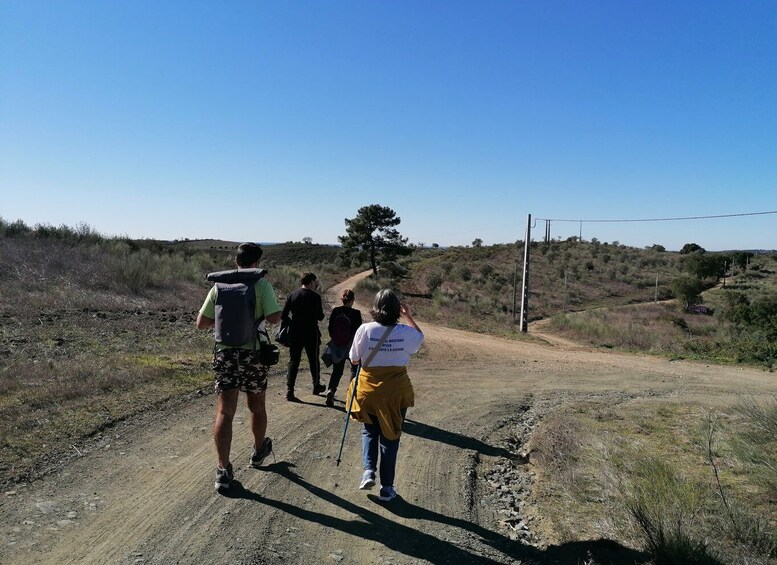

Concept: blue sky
[[1, 1, 775, 250]]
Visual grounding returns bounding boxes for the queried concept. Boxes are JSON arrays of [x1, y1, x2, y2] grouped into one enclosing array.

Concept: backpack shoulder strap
[[362, 325, 394, 368], [206, 268, 267, 284]]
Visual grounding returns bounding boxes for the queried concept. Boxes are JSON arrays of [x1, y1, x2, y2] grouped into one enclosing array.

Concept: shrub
[[427, 272, 443, 292], [623, 457, 721, 564], [671, 276, 704, 310]]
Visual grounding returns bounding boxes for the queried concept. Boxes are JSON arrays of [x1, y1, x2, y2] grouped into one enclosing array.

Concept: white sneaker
[[359, 469, 376, 490]]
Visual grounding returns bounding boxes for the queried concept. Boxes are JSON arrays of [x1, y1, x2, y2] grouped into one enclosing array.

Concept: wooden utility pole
[[519, 214, 531, 332], [512, 256, 519, 324]]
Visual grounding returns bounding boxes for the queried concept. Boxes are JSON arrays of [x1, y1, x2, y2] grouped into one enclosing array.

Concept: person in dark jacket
[[324, 288, 363, 407], [282, 272, 325, 401]]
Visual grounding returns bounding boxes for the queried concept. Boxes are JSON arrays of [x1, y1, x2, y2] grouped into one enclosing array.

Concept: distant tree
[[648, 244, 666, 252], [731, 251, 754, 270], [682, 253, 726, 280], [671, 275, 704, 310], [302, 236, 313, 245], [338, 204, 412, 276], [472, 238, 483, 247], [431, 243, 440, 248], [680, 242, 705, 254]]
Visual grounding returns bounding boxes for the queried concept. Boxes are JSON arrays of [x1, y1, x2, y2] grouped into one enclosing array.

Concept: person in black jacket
[[324, 288, 363, 407], [282, 272, 325, 401]]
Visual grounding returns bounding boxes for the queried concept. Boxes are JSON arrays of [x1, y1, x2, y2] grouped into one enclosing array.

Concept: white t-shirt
[[349, 322, 424, 367]]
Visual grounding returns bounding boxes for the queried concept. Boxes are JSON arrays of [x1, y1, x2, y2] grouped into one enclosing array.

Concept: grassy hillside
[[0, 220, 350, 486], [392, 239, 684, 335], [356, 238, 777, 366], [171, 239, 342, 267]]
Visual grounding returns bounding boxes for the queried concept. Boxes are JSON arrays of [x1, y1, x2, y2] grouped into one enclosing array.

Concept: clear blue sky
[[2, 1, 776, 250]]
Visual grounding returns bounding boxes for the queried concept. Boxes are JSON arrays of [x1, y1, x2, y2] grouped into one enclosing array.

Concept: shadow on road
[[402, 419, 514, 459], [225, 462, 529, 563], [223, 462, 647, 564]]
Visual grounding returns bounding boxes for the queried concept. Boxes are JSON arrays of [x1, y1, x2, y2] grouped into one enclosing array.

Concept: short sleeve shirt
[[199, 277, 281, 350], [349, 322, 424, 367]]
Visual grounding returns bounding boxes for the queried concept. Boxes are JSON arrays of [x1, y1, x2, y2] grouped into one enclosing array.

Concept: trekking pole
[[334, 326, 393, 467], [336, 364, 361, 466]]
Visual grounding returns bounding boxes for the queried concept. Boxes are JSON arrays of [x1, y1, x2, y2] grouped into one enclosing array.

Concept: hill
[[363, 238, 777, 366]]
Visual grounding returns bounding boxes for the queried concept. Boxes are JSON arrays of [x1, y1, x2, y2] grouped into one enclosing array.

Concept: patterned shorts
[[212, 348, 269, 394]]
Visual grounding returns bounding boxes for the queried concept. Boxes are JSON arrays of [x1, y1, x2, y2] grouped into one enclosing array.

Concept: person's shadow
[[223, 462, 533, 563], [402, 419, 515, 459], [223, 462, 647, 564]]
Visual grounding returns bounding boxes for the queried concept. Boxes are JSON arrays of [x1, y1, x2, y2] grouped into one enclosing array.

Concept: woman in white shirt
[[346, 289, 424, 502]]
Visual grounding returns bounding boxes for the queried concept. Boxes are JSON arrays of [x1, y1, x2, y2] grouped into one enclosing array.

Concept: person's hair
[[341, 288, 355, 304], [371, 289, 401, 325], [236, 242, 263, 267], [300, 272, 317, 286]]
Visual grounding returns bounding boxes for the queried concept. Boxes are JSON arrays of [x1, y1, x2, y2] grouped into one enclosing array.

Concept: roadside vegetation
[[547, 253, 777, 367], [0, 218, 351, 486], [529, 396, 777, 564], [351, 236, 777, 367]]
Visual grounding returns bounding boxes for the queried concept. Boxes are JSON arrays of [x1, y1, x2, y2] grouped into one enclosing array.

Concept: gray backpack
[[206, 268, 267, 347]]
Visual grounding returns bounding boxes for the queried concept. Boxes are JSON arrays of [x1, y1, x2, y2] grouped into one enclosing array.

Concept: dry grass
[[529, 398, 777, 563], [0, 231, 353, 486]]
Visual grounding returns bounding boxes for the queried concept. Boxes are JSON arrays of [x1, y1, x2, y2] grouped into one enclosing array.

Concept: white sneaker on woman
[[359, 469, 376, 490]]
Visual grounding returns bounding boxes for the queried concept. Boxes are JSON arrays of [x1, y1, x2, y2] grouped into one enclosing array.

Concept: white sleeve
[[349, 325, 367, 363]]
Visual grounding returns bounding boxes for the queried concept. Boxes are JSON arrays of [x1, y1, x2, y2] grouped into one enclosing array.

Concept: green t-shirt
[[199, 278, 281, 350]]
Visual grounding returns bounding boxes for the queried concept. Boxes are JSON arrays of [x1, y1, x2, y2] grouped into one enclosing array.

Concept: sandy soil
[[1, 272, 775, 564]]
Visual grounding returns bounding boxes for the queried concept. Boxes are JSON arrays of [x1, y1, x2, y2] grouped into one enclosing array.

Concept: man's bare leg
[[246, 390, 267, 449], [214, 389, 240, 469]]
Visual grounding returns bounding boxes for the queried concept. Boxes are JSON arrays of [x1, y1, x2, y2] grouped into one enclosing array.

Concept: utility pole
[[519, 214, 531, 332], [512, 253, 519, 324]]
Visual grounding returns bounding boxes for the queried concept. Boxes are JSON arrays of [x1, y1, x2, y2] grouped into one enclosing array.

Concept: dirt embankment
[[2, 272, 775, 564]]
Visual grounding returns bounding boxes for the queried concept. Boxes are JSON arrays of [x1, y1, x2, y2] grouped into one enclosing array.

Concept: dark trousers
[[286, 339, 320, 391], [326, 358, 358, 396]]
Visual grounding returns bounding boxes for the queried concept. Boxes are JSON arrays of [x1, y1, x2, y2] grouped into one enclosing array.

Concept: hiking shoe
[[250, 437, 273, 468], [378, 486, 397, 501], [325, 391, 335, 407], [214, 463, 234, 492], [359, 469, 376, 490], [286, 390, 299, 402], [312, 383, 326, 395]]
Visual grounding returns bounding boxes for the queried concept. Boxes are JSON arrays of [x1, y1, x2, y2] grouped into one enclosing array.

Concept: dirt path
[[2, 272, 776, 564]]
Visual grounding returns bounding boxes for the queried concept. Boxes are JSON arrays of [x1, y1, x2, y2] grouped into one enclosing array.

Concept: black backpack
[[330, 312, 352, 347], [206, 268, 267, 347]]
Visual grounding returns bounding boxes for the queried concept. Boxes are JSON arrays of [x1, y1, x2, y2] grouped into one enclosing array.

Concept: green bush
[[623, 457, 721, 564]]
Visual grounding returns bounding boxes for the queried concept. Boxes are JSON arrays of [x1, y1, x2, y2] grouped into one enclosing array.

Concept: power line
[[536, 209, 777, 223]]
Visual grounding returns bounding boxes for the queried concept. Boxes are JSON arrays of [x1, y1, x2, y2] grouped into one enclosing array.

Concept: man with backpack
[[324, 288, 362, 407], [196, 243, 282, 492]]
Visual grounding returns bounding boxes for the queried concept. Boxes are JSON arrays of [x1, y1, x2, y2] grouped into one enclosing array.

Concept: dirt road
[[2, 272, 775, 564]]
